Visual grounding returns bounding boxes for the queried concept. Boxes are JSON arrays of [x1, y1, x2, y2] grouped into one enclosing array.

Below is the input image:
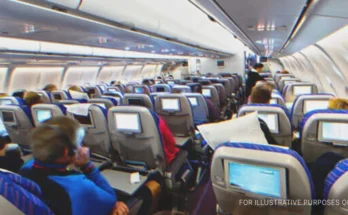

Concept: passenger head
[[142, 79, 153, 86], [30, 116, 85, 164], [24, 91, 43, 107], [328, 98, 348, 110], [110, 80, 116, 85], [68, 85, 82, 93], [0, 93, 8, 98], [12, 90, 26, 98], [253, 63, 264, 73], [250, 85, 272, 104], [43, 84, 58, 92], [171, 88, 182, 94], [280, 70, 290, 74], [255, 81, 275, 91], [194, 84, 203, 94]]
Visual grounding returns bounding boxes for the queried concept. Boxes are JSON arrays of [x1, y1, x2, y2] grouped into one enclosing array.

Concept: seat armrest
[[98, 160, 114, 171], [165, 150, 188, 180]]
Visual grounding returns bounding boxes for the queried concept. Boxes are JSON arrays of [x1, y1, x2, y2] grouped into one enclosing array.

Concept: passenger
[[0, 93, 8, 98], [195, 84, 220, 122], [245, 63, 264, 97], [0, 136, 23, 173], [110, 80, 116, 85], [23, 91, 44, 107], [68, 85, 83, 92], [280, 70, 290, 74], [12, 89, 26, 98], [309, 98, 348, 199], [249, 85, 279, 145], [43, 84, 58, 92], [156, 114, 179, 165], [19, 116, 129, 215], [328, 98, 348, 109]]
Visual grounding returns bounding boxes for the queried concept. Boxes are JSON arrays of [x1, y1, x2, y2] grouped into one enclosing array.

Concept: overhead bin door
[[46, 0, 82, 9]]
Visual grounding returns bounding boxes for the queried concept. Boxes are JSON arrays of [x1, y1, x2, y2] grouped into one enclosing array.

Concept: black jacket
[[259, 119, 278, 145], [246, 71, 264, 97]]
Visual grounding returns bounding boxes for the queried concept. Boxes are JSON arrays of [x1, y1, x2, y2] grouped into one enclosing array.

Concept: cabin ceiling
[[191, 0, 348, 57], [0, 1, 228, 59]]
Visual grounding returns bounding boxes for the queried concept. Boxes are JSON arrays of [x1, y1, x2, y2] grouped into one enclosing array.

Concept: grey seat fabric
[[66, 104, 111, 158], [301, 111, 348, 162], [238, 105, 292, 147], [35, 90, 51, 103], [0, 97, 23, 105], [89, 98, 116, 110], [0, 105, 33, 150], [202, 86, 220, 108], [31, 104, 65, 127], [284, 83, 319, 103], [226, 78, 236, 94], [271, 92, 286, 108], [278, 78, 300, 92], [213, 83, 227, 106], [51, 90, 69, 102], [107, 106, 189, 191], [291, 94, 334, 129], [183, 93, 209, 124], [220, 79, 232, 98], [212, 144, 313, 215], [153, 84, 171, 93], [155, 94, 195, 137], [106, 86, 122, 94], [122, 94, 154, 110], [172, 85, 191, 93], [55, 100, 79, 105]]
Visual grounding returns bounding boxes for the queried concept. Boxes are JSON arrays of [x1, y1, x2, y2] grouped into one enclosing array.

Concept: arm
[[258, 119, 279, 145]]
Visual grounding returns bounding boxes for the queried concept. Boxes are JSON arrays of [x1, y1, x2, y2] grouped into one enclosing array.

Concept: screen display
[[161, 98, 180, 111], [228, 162, 286, 199], [270, 99, 278, 104], [293, 86, 312, 96], [217, 60, 225, 67], [53, 94, 62, 100], [157, 87, 165, 92], [93, 103, 106, 109], [319, 121, 348, 143], [128, 98, 145, 107], [134, 87, 144, 94], [188, 97, 198, 107], [74, 113, 93, 126], [2, 111, 15, 123], [202, 89, 212, 97], [36, 110, 52, 123], [258, 113, 279, 134], [115, 113, 141, 133], [0, 99, 12, 105], [303, 100, 329, 114]]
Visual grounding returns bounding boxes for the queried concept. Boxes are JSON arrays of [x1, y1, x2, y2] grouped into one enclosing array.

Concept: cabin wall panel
[[301, 46, 346, 97], [122, 65, 143, 83], [62, 67, 99, 89], [8, 67, 64, 94], [268, 59, 283, 74], [0, 68, 8, 93], [140, 65, 157, 79], [97, 66, 125, 84]]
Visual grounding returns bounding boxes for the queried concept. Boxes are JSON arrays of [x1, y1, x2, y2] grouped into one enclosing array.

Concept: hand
[[112, 202, 129, 215], [74, 147, 90, 168]]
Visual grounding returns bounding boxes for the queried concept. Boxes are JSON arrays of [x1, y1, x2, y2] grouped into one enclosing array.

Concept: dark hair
[[12, 90, 26, 98], [43, 84, 57, 92], [253, 63, 264, 69], [250, 85, 271, 104]]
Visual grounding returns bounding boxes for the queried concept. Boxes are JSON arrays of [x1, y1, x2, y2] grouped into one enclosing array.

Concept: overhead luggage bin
[[46, 0, 81, 9]]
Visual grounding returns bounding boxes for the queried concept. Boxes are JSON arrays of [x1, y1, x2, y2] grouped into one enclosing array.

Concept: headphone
[[44, 124, 79, 156]]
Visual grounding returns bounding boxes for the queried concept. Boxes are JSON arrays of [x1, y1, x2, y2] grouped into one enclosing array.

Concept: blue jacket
[[20, 160, 117, 215]]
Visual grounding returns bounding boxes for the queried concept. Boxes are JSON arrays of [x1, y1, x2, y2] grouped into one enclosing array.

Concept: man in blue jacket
[[20, 116, 129, 215]]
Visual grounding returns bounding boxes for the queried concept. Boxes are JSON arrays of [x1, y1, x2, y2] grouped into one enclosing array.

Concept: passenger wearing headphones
[[20, 116, 129, 215]]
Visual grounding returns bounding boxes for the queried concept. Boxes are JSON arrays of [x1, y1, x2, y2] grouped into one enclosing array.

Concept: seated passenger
[[43, 84, 58, 92], [157, 114, 179, 165], [0, 93, 8, 98], [0, 136, 23, 173], [249, 85, 279, 145], [280, 70, 290, 74], [20, 116, 129, 215], [23, 91, 44, 107], [68, 85, 83, 93], [12, 89, 26, 98], [310, 98, 348, 199], [195, 84, 220, 122]]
